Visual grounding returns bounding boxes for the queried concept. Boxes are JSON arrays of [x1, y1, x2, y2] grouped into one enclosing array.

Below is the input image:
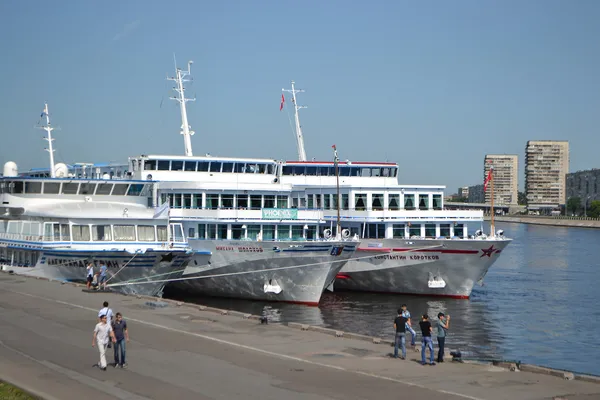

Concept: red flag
[[279, 94, 285, 111], [332, 144, 336, 150], [484, 167, 493, 192]]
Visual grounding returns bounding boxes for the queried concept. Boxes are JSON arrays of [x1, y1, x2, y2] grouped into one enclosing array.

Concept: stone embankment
[[487, 215, 600, 229]]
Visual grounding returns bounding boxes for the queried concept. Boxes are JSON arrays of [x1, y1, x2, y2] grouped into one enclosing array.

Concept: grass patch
[[0, 381, 38, 400]]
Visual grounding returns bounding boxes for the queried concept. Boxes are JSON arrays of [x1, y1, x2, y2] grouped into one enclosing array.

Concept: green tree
[[567, 197, 581, 215], [518, 191, 527, 205], [588, 200, 600, 218]]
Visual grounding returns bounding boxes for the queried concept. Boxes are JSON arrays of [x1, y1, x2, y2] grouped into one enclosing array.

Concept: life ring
[[341, 229, 350, 239], [323, 229, 332, 239]]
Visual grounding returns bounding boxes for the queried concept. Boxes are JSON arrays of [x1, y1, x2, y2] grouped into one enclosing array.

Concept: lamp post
[[584, 196, 591, 218]]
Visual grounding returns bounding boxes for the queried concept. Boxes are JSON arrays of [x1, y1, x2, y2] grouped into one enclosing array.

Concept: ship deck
[[0, 273, 598, 400]]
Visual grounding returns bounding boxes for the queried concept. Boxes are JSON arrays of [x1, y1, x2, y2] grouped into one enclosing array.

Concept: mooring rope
[[107, 245, 443, 288]]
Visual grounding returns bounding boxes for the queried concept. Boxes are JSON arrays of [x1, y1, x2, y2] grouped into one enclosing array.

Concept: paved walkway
[[0, 273, 598, 400]]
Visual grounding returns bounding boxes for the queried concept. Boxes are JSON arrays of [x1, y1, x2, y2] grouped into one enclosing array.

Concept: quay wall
[[486, 215, 600, 229]]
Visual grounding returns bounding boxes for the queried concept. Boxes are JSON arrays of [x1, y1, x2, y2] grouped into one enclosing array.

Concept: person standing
[[419, 314, 435, 366], [98, 301, 114, 348], [401, 304, 417, 347], [393, 309, 408, 359], [92, 314, 116, 370], [86, 262, 94, 289], [437, 313, 450, 363], [99, 263, 108, 291], [112, 312, 129, 368]]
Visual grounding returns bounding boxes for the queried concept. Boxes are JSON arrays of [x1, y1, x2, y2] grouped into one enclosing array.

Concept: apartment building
[[525, 140, 569, 210], [484, 154, 518, 205]]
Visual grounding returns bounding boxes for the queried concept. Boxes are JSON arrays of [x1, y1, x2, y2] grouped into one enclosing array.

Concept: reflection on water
[[164, 222, 600, 376]]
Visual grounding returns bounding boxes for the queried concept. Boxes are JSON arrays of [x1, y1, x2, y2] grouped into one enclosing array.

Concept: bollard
[[563, 372, 575, 381], [220, 310, 229, 315], [176, 301, 183, 306], [243, 314, 252, 319], [301, 324, 309, 331], [372, 338, 381, 344], [335, 331, 344, 338]]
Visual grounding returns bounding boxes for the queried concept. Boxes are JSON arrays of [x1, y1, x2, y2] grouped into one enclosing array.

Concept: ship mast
[[283, 81, 307, 161], [40, 103, 56, 178], [168, 60, 196, 156], [490, 166, 495, 237], [332, 145, 341, 240]]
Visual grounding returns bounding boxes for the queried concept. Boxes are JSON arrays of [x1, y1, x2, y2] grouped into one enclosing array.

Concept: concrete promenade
[[0, 274, 599, 400], [488, 216, 600, 229]]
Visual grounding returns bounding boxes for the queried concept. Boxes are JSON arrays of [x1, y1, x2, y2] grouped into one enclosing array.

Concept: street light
[[584, 196, 591, 217]]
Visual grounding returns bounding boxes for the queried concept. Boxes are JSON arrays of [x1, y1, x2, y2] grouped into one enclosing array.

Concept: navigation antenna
[[332, 145, 341, 240], [38, 103, 56, 178], [168, 60, 196, 156], [283, 81, 307, 161]]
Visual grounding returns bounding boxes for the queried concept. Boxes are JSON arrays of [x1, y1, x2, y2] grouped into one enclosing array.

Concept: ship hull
[[169, 240, 356, 305], [335, 238, 511, 298], [1, 248, 197, 297]]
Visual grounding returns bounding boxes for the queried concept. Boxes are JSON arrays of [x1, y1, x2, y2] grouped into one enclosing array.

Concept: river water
[[164, 222, 600, 376]]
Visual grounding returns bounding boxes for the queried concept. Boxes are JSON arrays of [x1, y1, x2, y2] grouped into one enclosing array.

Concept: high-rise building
[[483, 154, 518, 205], [525, 140, 569, 210]]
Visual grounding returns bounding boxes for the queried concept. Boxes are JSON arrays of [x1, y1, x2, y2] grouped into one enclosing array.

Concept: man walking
[[437, 312, 450, 363], [98, 301, 114, 348], [393, 309, 408, 359], [419, 314, 435, 365], [401, 304, 417, 347], [112, 312, 129, 368], [92, 314, 116, 370]]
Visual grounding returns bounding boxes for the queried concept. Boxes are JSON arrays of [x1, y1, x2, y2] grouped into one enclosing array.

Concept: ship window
[[388, 194, 400, 210], [409, 223, 421, 237], [433, 194, 442, 210], [157, 160, 170, 170], [277, 195, 288, 208], [282, 166, 292, 175], [304, 166, 316, 176], [339, 167, 351, 177], [172, 224, 185, 242], [392, 168, 398, 177], [113, 225, 136, 241], [292, 225, 303, 239], [112, 184, 129, 196], [307, 195, 314, 209], [258, 164, 267, 174], [349, 167, 360, 177], [93, 225, 112, 241], [25, 182, 42, 194], [192, 194, 202, 208], [127, 184, 144, 196], [267, 164, 275, 174], [250, 195, 262, 209], [216, 224, 227, 239], [372, 193, 384, 211], [231, 224, 244, 240], [366, 223, 385, 239], [361, 168, 371, 177], [237, 195, 248, 209], [171, 160, 184, 171], [425, 224, 436, 238], [206, 194, 219, 209], [207, 224, 216, 239], [95, 183, 113, 195], [264, 195, 275, 208], [184, 161, 197, 171], [138, 226, 155, 241], [197, 224, 206, 239], [221, 194, 234, 209], [262, 224, 275, 240], [247, 225, 260, 240], [72, 225, 90, 241], [79, 183, 95, 195], [372, 168, 381, 177], [157, 226, 168, 241], [354, 193, 366, 210], [60, 224, 70, 241], [209, 162, 222, 172], [393, 224, 405, 238], [342, 194, 349, 210], [198, 162, 210, 172], [323, 195, 331, 209], [419, 194, 429, 210], [404, 194, 415, 210], [144, 160, 157, 170], [440, 224, 451, 237], [183, 194, 192, 208], [234, 163, 245, 173], [318, 167, 331, 176], [293, 166, 305, 175], [222, 162, 234, 173], [453, 224, 464, 238], [61, 182, 79, 195]]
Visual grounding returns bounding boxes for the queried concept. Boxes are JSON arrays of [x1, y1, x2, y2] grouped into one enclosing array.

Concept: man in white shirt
[[92, 314, 116, 370], [98, 301, 114, 348]]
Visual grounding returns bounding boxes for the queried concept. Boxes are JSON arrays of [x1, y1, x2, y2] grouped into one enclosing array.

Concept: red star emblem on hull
[[480, 245, 497, 258]]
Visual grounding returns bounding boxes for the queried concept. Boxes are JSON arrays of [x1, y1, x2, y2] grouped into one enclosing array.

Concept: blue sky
[[1, 0, 599, 193]]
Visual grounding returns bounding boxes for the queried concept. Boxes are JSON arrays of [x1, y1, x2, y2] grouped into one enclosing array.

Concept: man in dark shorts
[[112, 312, 129, 368], [393, 308, 408, 359], [419, 314, 435, 365]]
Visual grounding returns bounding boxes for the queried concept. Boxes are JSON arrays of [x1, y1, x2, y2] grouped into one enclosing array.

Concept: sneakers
[[122, 363, 128, 369], [114, 363, 120, 368]]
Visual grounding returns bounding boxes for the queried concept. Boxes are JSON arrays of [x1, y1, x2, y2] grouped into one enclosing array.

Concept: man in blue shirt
[[437, 312, 450, 362], [99, 263, 108, 291], [401, 304, 416, 347]]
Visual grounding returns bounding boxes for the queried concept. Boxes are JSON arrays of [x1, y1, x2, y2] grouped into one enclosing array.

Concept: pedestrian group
[[393, 304, 449, 365], [92, 300, 130, 371]]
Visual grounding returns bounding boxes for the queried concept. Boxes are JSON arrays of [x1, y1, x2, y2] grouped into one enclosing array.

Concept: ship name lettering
[[410, 255, 440, 260], [216, 246, 235, 251], [237, 247, 263, 253]]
